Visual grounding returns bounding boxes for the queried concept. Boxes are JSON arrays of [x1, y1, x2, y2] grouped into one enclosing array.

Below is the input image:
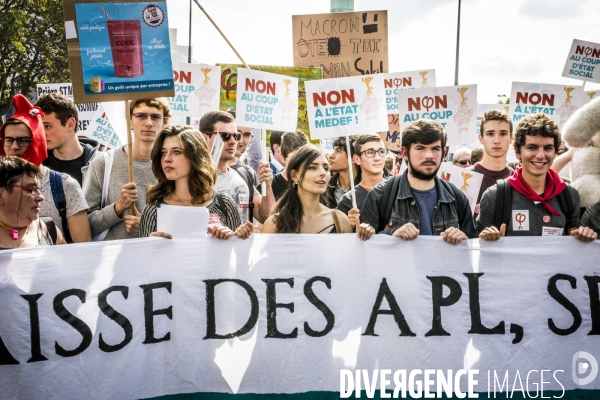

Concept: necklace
[[0, 225, 29, 249], [173, 192, 193, 206], [0, 220, 27, 240]]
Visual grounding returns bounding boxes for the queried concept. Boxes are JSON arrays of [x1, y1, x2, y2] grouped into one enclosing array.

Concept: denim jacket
[[360, 171, 477, 238]]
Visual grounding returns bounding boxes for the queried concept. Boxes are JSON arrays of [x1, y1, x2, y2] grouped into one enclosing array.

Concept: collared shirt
[[269, 158, 284, 175], [360, 170, 477, 238]]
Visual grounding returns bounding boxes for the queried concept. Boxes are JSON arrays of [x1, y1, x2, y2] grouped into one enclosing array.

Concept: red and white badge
[[512, 210, 529, 231], [543, 215, 551, 223]]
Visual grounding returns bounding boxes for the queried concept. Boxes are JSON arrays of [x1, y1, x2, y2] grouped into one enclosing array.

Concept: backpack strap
[[378, 174, 402, 231], [494, 180, 513, 229], [40, 216, 57, 244], [439, 179, 466, 227], [230, 164, 255, 221], [48, 170, 72, 243]]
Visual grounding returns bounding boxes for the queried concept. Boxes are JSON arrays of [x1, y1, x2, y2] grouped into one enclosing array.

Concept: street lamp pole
[[454, 0, 461, 86]]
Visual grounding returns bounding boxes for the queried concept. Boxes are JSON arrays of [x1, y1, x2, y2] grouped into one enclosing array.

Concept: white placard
[[584, 90, 599, 104], [476, 103, 509, 137], [169, 63, 221, 119], [383, 69, 436, 114], [508, 82, 584, 129], [84, 106, 122, 149], [397, 84, 478, 147], [562, 39, 600, 84], [438, 162, 483, 215], [305, 74, 388, 139], [156, 204, 209, 236], [235, 68, 298, 132]]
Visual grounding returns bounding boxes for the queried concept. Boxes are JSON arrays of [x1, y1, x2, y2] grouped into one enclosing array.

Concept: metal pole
[[186, 0, 192, 126], [454, 0, 461, 86]]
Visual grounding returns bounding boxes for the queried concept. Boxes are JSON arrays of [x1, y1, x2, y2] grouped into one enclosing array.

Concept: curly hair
[[147, 125, 217, 205], [513, 114, 562, 154], [271, 144, 329, 233]]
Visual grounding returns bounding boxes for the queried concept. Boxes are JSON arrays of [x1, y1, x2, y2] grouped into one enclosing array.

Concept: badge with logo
[[512, 210, 529, 231], [543, 215, 551, 223]]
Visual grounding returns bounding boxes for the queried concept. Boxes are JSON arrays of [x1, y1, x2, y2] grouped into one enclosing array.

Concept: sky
[[165, 0, 600, 104]]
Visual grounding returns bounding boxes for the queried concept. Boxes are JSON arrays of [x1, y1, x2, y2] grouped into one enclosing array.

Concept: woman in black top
[[139, 125, 253, 240]]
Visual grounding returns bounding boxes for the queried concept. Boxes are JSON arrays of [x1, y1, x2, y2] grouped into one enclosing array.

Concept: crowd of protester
[[0, 93, 597, 251]]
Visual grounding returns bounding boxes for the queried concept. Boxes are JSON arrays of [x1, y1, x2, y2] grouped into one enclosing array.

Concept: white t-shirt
[[214, 168, 249, 223]]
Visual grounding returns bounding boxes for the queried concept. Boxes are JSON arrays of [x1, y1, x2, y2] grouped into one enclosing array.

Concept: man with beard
[[360, 119, 476, 243]]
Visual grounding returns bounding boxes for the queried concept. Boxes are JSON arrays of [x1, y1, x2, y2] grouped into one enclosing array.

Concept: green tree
[[0, 0, 70, 117]]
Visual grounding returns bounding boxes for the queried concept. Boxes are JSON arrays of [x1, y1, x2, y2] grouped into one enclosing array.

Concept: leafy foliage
[[0, 0, 70, 117]]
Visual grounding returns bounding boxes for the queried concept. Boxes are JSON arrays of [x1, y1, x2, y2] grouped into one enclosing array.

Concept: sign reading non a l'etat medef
[[562, 39, 600, 84], [305, 75, 388, 139], [235, 68, 299, 131]]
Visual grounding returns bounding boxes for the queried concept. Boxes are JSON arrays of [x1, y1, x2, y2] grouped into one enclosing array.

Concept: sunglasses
[[203, 131, 241, 141], [457, 160, 470, 166], [3, 137, 32, 148], [9, 184, 42, 195], [132, 113, 164, 122]]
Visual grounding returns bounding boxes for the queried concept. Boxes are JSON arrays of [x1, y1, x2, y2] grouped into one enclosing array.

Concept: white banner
[[36, 83, 100, 135], [397, 85, 478, 148], [235, 68, 298, 131], [0, 236, 599, 399], [169, 62, 221, 119], [305, 74, 388, 139], [383, 69, 436, 114], [508, 82, 584, 130], [562, 39, 600, 84]]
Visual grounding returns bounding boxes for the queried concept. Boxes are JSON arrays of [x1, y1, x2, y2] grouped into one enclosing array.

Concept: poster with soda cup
[[63, 0, 175, 103]]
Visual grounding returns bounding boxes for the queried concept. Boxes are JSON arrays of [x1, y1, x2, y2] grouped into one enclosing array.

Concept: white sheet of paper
[[156, 204, 209, 237], [65, 21, 77, 39]]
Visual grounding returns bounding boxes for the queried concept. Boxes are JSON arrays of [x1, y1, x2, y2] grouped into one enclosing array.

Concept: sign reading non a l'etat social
[[508, 82, 584, 129], [235, 68, 299, 132], [383, 69, 436, 114], [63, 0, 175, 103], [397, 85, 477, 147], [305, 75, 388, 139], [562, 39, 600, 84], [169, 63, 221, 119]]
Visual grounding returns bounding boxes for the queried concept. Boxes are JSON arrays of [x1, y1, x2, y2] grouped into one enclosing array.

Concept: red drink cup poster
[[63, 0, 175, 103]]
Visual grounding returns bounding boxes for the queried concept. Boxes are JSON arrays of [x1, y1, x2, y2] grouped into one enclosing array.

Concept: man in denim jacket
[[361, 119, 476, 244]]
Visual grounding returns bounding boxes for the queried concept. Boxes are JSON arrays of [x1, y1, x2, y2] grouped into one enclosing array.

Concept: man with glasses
[[200, 111, 274, 224], [451, 148, 472, 168], [337, 134, 388, 229], [225, 108, 259, 188], [35, 93, 100, 186], [83, 98, 171, 240]]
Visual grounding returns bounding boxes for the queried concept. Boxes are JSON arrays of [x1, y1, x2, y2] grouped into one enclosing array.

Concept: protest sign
[[439, 162, 483, 214], [292, 11, 388, 79], [36, 83, 100, 135], [305, 74, 388, 139], [0, 236, 598, 399], [378, 113, 401, 151], [85, 106, 122, 149], [397, 85, 478, 147], [383, 69, 436, 114], [62, 0, 175, 103], [168, 63, 221, 119], [508, 82, 584, 129], [585, 90, 599, 104], [218, 64, 321, 142], [235, 68, 299, 132], [476, 104, 508, 135], [562, 39, 600, 84]]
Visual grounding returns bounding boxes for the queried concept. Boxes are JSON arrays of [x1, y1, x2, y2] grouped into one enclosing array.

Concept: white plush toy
[[562, 96, 600, 208]]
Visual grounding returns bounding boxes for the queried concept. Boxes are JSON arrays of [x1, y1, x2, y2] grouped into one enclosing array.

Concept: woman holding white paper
[[138, 125, 253, 239], [261, 144, 374, 240]]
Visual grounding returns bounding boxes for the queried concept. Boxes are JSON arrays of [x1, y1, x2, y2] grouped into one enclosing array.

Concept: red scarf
[[507, 167, 566, 216]]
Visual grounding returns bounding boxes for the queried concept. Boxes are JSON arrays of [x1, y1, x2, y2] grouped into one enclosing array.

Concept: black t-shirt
[[271, 173, 288, 200], [42, 151, 86, 186]]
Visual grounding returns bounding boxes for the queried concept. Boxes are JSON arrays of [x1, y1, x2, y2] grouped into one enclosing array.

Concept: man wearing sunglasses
[[200, 111, 274, 224], [337, 134, 389, 229], [451, 148, 472, 168], [225, 108, 259, 189], [83, 98, 171, 240]]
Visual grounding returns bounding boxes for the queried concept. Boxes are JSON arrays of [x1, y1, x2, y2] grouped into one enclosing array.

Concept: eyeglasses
[[9, 184, 42, 195], [132, 113, 164, 122], [359, 148, 386, 158], [3, 137, 32, 148], [203, 131, 241, 141], [457, 160, 470, 166]]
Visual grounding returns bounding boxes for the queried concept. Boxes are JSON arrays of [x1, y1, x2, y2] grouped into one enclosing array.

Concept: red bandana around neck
[[507, 167, 567, 216]]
